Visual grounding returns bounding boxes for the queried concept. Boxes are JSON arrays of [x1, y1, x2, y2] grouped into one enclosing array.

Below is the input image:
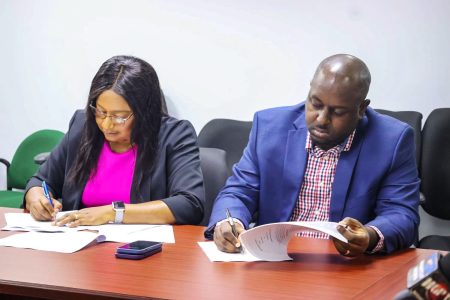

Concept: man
[[205, 54, 420, 257]]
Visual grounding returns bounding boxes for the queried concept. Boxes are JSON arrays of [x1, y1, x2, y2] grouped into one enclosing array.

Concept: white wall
[[1, 0, 450, 188]]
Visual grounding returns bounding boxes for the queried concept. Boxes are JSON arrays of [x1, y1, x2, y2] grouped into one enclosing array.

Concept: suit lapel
[[329, 116, 368, 221], [281, 114, 308, 220], [130, 152, 151, 204]]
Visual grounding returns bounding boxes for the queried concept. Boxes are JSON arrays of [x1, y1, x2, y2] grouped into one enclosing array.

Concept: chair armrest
[[0, 158, 10, 169], [0, 158, 10, 190], [419, 192, 426, 206], [34, 152, 50, 165]]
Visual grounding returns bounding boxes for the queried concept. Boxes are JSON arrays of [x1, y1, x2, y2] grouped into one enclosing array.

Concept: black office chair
[[375, 109, 423, 167], [161, 91, 169, 116], [198, 119, 252, 173], [417, 108, 450, 251], [198, 147, 229, 226]]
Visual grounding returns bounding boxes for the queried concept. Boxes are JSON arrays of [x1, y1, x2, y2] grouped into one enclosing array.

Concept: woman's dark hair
[[68, 55, 162, 200]]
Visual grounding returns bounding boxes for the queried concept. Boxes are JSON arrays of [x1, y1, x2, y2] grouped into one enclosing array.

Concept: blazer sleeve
[[159, 120, 205, 225], [23, 111, 80, 204], [366, 126, 420, 253], [204, 113, 261, 239]]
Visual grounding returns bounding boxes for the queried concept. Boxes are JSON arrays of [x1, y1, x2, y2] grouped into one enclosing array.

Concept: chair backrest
[[8, 129, 65, 190], [420, 108, 450, 220], [199, 147, 229, 226], [198, 119, 252, 172], [375, 109, 423, 167], [161, 91, 168, 116]]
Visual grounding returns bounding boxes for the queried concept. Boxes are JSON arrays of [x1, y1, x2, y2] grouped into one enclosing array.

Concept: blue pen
[[42, 181, 54, 208]]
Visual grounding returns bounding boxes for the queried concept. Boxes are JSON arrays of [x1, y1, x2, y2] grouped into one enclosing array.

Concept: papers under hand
[[1, 212, 175, 253], [2, 212, 175, 243], [3, 211, 77, 232], [198, 221, 347, 262], [239, 221, 348, 261], [198, 241, 262, 262]]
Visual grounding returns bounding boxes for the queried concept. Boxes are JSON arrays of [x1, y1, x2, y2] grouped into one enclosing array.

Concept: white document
[[3, 212, 174, 243], [0, 231, 100, 253], [239, 221, 348, 261], [0, 212, 175, 253], [3, 211, 78, 232], [94, 224, 175, 243], [198, 241, 262, 262]]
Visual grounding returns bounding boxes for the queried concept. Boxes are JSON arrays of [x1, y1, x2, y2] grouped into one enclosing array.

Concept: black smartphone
[[116, 240, 163, 255], [115, 247, 162, 260]]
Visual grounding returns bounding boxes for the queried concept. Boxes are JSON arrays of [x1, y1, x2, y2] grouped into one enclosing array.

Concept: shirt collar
[[305, 130, 356, 153]]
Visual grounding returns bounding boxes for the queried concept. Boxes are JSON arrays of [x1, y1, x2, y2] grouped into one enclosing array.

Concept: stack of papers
[[0, 212, 175, 253], [199, 221, 348, 262]]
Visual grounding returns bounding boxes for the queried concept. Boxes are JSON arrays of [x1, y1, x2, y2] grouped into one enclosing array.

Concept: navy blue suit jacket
[[206, 102, 420, 253]]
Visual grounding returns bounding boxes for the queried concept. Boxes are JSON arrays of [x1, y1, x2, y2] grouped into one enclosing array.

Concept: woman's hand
[[25, 186, 62, 221], [55, 206, 114, 227]]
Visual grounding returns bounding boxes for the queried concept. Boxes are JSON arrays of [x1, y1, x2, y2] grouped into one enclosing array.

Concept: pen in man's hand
[[42, 181, 54, 208], [225, 208, 238, 238]]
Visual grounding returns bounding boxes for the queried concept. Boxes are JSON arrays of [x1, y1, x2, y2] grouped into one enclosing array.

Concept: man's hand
[[332, 217, 378, 257], [213, 220, 246, 253]]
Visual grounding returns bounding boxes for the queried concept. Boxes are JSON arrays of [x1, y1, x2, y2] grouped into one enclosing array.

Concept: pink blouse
[[82, 142, 137, 207]]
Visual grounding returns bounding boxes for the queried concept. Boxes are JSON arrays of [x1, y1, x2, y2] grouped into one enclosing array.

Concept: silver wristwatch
[[112, 201, 125, 224]]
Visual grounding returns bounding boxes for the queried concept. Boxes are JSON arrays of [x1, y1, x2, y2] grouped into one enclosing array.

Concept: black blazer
[[25, 110, 205, 225]]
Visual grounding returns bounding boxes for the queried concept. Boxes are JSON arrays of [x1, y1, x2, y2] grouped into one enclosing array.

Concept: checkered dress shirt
[[290, 131, 355, 239], [289, 130, 385, 253]]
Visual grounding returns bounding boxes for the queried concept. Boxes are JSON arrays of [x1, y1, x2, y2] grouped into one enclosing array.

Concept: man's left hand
[[332, 217, 375, 257]]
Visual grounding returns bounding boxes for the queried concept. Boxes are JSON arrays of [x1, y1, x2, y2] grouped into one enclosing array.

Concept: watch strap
[[112, 201, 125, 224]]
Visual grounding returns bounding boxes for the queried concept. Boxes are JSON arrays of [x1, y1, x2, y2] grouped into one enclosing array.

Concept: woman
[[24, 55, 205, 226]]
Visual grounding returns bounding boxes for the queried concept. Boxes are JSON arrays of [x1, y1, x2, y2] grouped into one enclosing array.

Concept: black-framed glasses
[[89, 104, 134, 125]]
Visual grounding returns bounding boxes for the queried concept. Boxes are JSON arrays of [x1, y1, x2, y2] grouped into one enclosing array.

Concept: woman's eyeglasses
[[89, 104, 133, 125]]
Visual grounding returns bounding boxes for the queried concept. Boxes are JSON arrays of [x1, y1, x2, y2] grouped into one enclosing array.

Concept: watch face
[[113, 201, 125, 210]]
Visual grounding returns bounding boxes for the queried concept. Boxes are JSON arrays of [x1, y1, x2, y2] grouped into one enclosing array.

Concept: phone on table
[[115, 247, 162, 260], [117, 240, 163, 254], [115, 240, 163, 260]]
